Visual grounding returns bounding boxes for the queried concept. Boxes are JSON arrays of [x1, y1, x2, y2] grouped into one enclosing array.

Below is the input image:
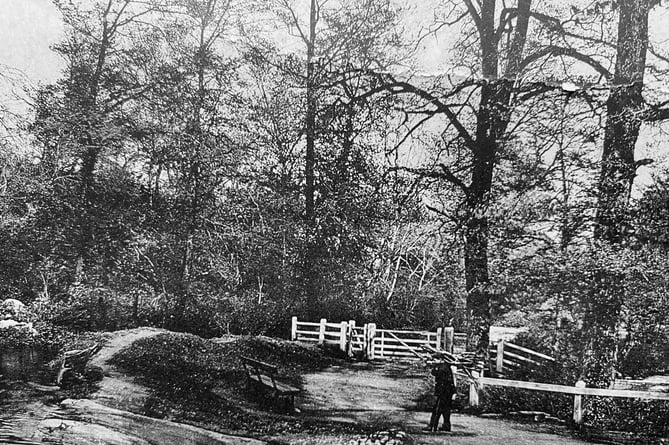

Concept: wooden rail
[[348, 324, 365, 354], [489, 341, 556, 375], [611, 378, 669, 392], [372, 328, 441, 359], [290, 317, 458, 359], [291, 317, 347, 351], [452, 333, 467, 353], [468, 375, 669, 425]]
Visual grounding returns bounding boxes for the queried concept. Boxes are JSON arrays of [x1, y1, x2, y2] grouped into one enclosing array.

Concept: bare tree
[[245, 0, 401, 316], [352, 0, 624, 350], [595, 0, 654, 242], [42, 0, 166, 280]]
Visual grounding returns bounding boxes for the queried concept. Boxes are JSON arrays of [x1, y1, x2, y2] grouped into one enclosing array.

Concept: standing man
[[429, 362, 456, 432]]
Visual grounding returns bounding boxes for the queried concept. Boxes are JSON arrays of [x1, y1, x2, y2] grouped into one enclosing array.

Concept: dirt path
[[299, 362, 431, 414], [89, 327, 165, 372], [299, 361, 588, 445], [88, 327, 165, 412], [2, 328, 266, 445]]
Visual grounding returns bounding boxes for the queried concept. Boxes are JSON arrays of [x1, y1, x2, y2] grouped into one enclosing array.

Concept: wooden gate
[[371, 328, 442, 359], [291, 317, 454, 360]]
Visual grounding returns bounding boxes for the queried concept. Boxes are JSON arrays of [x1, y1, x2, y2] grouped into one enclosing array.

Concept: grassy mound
[[109, 332, 354, 436], [110, 332, 334, 396]]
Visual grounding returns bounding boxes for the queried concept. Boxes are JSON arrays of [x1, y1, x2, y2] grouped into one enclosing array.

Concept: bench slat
[[241, 356, 278, 374], [242, 357, 299, 395], [248, 373, 299, 393], [272, 380, 299, 394], [611, 379, 669, 393]]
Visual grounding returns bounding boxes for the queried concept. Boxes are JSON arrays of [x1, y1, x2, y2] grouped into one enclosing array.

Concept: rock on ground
[[33, 398, 265, 445]]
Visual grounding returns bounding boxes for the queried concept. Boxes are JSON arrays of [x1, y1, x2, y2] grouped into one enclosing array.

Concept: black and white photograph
[[0, 1, 668, 443]]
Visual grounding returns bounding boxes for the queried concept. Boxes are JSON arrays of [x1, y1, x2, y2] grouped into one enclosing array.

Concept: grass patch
[[109, 332, 358, 436], [110, 333, 334, 396]]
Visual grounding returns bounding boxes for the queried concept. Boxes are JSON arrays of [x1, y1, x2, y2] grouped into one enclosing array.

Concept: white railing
[[291, 317, 348, 351], [453, 332, 467, 353], [290, 317, 456, 359], [467, 373, 669, 425], [372, 328, 442, 359], [348, 323, 371, 357], [489, 340, 556, 375]]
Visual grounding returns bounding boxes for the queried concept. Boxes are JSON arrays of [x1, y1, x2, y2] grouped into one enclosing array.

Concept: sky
[[0, 0, 666, 188], [0, 0, 438, 84], [1, 1, 668, 85], [0, 0, 64, 85]]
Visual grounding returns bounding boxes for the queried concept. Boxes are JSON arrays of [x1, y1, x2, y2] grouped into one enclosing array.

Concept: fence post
[[347, 320, 356, 356], [339, 321, 348, 352], [318, 318, 326, 345], [291, 316, 298, 341], [496, 340, 505, 373], [443, 327, 454, 353], [573, 380, 586, 425], [469, 370, 480, 408], [362, 324, 369, 359], [367, 323, 377, 359], [436, 327, 442, 350], [380, 330, 385, 357]]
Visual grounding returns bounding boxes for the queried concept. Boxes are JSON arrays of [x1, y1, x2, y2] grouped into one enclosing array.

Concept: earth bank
[[1, 328, 595, 444]]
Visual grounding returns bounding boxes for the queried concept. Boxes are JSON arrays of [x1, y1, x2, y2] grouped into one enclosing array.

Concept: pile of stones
[[0, 298, 36, 334], [348, 430, 413, 445]]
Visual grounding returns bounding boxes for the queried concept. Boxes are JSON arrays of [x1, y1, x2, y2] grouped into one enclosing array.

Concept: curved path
[[298, 361, 587, 445], [3, 328, 264, 445]]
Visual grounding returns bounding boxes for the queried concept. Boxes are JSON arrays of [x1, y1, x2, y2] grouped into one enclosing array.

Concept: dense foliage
[[1, 0, 669, 437], [110, 332, 334, 396], [476, 244, 669, 436]]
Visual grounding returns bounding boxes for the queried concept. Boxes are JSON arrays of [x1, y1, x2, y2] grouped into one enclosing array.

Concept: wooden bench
[[610, 376, 669, 394], [56, 343, 102, 386], [241, 356, 299, 412]]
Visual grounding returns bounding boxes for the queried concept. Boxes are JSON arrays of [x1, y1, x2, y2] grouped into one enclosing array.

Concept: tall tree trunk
[[463, 0, 530, 351], [74, 13, 112, 283], [594, 0, 650, 242], [305, 0, 317, 223], [587, 0, 651, 385], [466, 97, 495, 350], [303, 0, 320, 319], [174, 25, 209, 329]]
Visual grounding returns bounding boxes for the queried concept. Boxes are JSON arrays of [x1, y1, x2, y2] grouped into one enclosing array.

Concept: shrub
[[0, 325, 41, 349], [487, 245, 669, 438], [0, 321, 98, 353], [111, 333, 223, 396], [478, 357, 574, 420], [479, 386, 574, 420], [584, 398, 669, 437], [109, 332, 334, 398], [30, 285, 143, 332]]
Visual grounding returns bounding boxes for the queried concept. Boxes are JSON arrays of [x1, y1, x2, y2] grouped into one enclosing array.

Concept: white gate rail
[[373, 328, 442, 359], [290, 316, 454, 359], [467, 375, 669, 425], [291, 318, 348, 351]]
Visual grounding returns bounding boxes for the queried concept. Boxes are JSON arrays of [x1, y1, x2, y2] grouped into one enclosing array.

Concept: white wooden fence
[[373, 328, 443, 359], [290, 317, 453, 359], [467, 374, 669, 425], [347, 322, 371, 357], [290, 318, 348, 351], [290, 317, 552, 365], [452, 332, 467, 353], [489, 340, 556, 376], [292, 317, 669, 426]]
